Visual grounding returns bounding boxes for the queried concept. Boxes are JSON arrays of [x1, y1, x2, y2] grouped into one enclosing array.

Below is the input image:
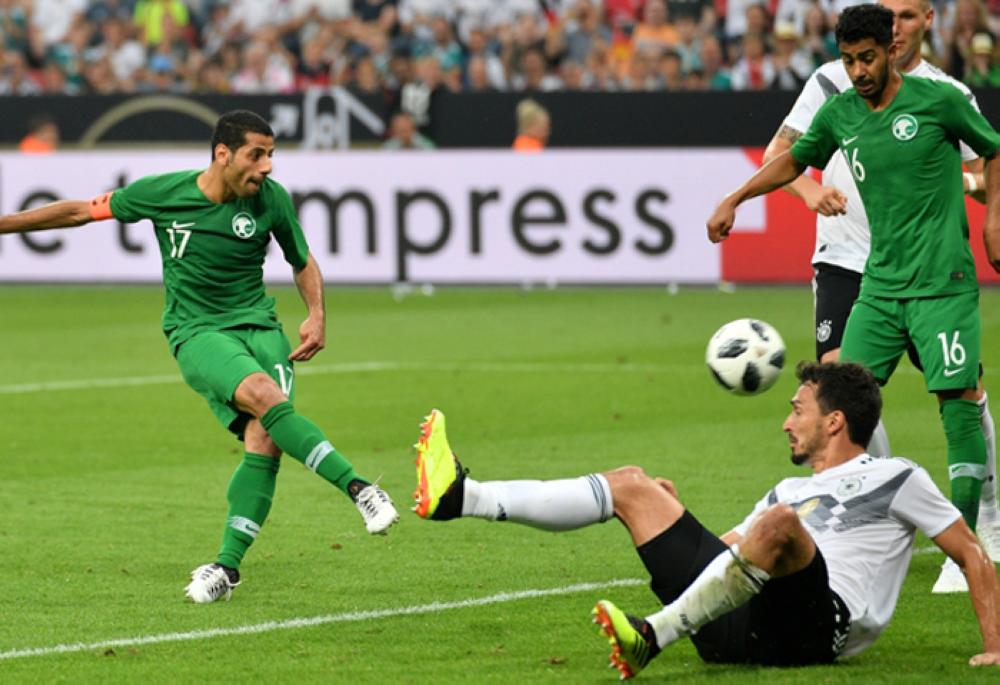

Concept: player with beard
[[760, 0, 1000, 593], [411, 363, 1000, 678], [709, 2, 1000, 596]]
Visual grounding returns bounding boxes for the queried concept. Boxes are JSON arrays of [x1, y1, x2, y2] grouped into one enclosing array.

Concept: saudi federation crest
[[232, 212, 257, 239], [891, 114, 918, 141]]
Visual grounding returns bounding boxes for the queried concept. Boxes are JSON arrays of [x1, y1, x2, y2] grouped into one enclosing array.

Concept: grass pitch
[[0, 285, 998, 683]]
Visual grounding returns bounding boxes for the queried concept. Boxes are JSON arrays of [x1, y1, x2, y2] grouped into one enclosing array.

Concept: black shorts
[[812, 262, 861, 360], [637, 511, 850, 666]]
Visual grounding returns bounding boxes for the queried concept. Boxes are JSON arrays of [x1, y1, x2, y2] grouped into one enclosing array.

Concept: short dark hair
[[210, 110, 273, 160], [835, 4, 894, 48], [795, 361, 881, 447]]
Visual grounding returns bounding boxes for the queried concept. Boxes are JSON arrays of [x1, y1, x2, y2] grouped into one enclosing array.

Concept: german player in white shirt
[[412, 362, 1000, 679], [762, 0, 1000, 593]]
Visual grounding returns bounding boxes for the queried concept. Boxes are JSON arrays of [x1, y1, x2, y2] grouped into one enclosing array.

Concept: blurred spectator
[[966, 31, 1000, 84], [944, 0, 992, 78], [559, 58, 587, 89], [512, 46, 562, 90], [463, 26, 507, 90], [673, 15, 702, 72], [802, 4, 838, 66], [382, 110, 436, 149], [603, 0, 644, 36], [656, 48, 684, 89], [231, 40, 295, 92], [348, 54, 384, 93], [31, 0, 87, 50], [666, 0, 715, 34], [699, 35, 732, 89], [0, 0, 30, 53], [19, 113, 59, 153], [512, 98, 550, 151], [133, 0, 191, 47], [632, 0, 679, 53], [771, 20, 812, 89], [562, 0, 612, 65], [730, 32, 774, 89], [297, 36, 333, 88], [0, 49, 41, 94]]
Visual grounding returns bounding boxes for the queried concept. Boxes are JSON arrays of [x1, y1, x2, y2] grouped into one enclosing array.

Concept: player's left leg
[[908, 293, 988, 592]]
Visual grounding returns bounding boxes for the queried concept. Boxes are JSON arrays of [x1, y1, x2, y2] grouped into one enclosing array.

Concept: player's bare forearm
[[765, 126, 808, 200], [0, 200, 92, 234], [983, 154, 1000, 272], [933, 523, 1000, 660], [289, 254, 326, 362], [707, 151, 806, 242]]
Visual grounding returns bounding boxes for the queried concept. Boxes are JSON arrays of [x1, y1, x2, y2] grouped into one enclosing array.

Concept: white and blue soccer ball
[[706, 318, 786, 396]]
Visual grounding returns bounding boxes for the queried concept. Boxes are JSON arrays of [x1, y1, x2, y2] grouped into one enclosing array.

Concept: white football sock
[[645, 546, 769, 649], [866, 418, 891, 458], [979, 393, 998, 522], [461, 474, 613, 531]]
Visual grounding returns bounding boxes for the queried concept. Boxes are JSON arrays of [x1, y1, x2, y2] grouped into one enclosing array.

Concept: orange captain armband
[[89, 192, 114, 221]]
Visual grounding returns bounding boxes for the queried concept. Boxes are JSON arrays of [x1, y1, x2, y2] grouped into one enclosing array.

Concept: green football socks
[[941, 398, 988, 530], [217, 453, 279, 570], [260, 401, 368, 496]]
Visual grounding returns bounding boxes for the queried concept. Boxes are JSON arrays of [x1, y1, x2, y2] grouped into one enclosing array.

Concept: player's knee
[[752, 504, 800, 548], [235, 373, 286, 416], [244, 419, 282, 457]]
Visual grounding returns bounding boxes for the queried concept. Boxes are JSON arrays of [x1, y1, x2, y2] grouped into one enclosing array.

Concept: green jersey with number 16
[[791, 75, 1000, 298], [110, 170, 310, 353]]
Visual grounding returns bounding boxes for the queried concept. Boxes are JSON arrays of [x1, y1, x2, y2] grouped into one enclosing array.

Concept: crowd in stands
[[2, 0, 1000, 99]]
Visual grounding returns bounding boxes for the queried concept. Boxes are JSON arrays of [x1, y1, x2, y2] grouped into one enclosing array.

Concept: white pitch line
[[0, 361, 679, 396], [0, 578, 644, 661]]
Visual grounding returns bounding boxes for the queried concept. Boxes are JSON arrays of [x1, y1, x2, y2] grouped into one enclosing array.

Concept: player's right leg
[[974, 382, 1000, 560], [411, 409, 614, 529]]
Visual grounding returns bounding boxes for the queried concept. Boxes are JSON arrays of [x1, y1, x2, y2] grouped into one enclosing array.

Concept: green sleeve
[[109, 175, 164, 224], [790, 99, 838, 169], [268, 181, 310, 271], [939, 83, 1000, 158]]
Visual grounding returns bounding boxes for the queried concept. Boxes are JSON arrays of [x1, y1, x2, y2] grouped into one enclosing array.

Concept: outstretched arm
[[707, 151, 807, 243], [763, 125, 846, 216], [933, 519, 1000, 665], [0, 199, 95, 234], [289, 253, 326, 362]]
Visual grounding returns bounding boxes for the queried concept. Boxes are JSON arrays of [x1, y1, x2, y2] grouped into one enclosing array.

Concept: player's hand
[[803, 186, 847, 216], [969, 651, 1000, 666], [707, 199, 737, 243], [654, 477, 679, 499], [289, 315, 326, 362]]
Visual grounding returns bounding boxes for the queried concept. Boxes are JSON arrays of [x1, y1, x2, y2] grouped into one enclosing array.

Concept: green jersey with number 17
[[790, 75, 1000, 298], [109, 170, 310, 353]]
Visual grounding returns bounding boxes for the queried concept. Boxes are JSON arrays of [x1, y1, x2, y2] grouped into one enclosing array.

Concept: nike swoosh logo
[[841, 136, 859, 146], [943, 368, 965, 377], [171, 220, 195, 229]]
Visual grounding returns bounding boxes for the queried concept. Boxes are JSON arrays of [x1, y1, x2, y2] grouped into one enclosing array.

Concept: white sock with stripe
[[461, 474, 613, 530]]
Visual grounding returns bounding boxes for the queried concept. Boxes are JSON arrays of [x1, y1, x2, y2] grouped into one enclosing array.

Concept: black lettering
[[511, 190, 565, 255], [582, 190, 621, 255], [634, 189, 674, 255], [292, 190, 377, 255], [395, 190, 451, 282], [115, 173, 143, 254], [19, 191, 62, 254], [469, 189, 500, 255]]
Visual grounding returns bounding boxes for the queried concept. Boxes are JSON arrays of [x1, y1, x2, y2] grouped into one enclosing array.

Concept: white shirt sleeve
[[783, 70, 830, 135], [730, 490, 774, 538], [888, 466, 962, 539]]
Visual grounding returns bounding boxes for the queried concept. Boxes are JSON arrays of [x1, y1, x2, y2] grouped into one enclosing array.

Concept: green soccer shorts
[[840, 290, 981, 393], [175, 327, 295, 437]]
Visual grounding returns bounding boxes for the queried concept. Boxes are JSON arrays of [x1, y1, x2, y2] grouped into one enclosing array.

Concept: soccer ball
[[706, 318, 786, 395]]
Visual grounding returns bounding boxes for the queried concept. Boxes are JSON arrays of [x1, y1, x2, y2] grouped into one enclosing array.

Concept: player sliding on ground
[[709, 4, 1000, 595], [0, 110, 399, 603], [412, 363, 1000, 679]]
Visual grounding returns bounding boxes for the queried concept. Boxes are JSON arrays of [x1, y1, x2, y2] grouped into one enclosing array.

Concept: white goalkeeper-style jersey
[[731, 454, 961, 657], [783, 59, 979, 275]]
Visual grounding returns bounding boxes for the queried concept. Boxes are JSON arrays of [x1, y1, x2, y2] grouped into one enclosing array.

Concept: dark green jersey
[[791, 75, 1000, 298], [110, 170, 310, 353]]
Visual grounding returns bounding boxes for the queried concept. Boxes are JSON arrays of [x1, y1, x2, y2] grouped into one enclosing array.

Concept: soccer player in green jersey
[[0, 110, 399, 603], [707, 4, 1000, 589]]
